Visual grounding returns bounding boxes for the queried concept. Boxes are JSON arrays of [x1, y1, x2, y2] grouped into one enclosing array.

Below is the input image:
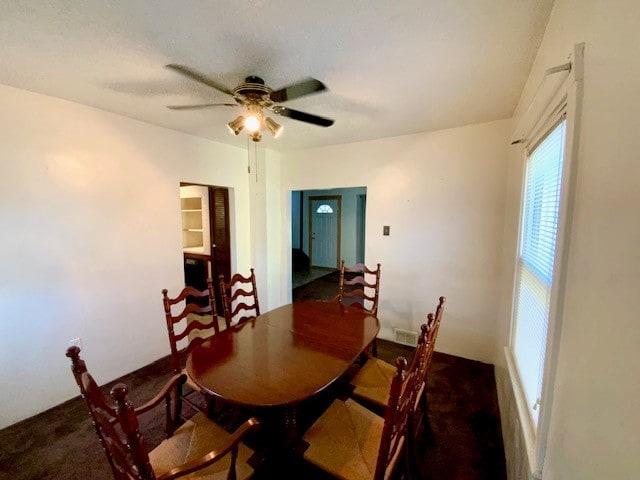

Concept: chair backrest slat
[[219, 269, 260, 325], [165, 285, 212, 305], [336, 260, 381, 315], [162, 279, 221, 373]]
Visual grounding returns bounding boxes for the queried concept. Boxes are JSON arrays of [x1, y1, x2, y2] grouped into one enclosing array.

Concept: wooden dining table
[[186, 300, 379, 442]]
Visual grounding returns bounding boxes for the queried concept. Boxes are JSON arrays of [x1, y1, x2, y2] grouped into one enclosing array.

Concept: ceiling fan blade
[[165, 64, 233, 96], [166, 103, 238, 110], [270, 78, 327, 103], [271, 106, 334, 127]]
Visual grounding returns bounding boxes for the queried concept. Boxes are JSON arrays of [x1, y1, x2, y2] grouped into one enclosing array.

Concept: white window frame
[[505, 43, 584, 479]]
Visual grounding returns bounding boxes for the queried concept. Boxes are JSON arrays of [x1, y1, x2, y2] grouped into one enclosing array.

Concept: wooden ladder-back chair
[[349, 322, 430, 414], [66, 346, 258, 480], [334, 260, 381, 315], [218, 268, 260, 325], [349, 296, 446, 413], [162, 279, 226, 373], [403, 299, 445, 476], [428, 296, 446, 354], [302, 355, 421, 480], [348, 297, 446, 476], [412, 296, 446, 437], [162, 279, 226, 414]]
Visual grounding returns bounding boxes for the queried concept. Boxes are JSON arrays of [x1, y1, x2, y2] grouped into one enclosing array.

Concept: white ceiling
[[0, 0, 554, 151]]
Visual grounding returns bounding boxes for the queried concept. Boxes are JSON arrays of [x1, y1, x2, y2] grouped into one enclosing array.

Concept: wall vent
[[393, 328, 419, 347]]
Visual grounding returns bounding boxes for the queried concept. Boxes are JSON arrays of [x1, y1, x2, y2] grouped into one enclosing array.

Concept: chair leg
[[171, 377, 187, 430], [420, 391, 436, 446], [207, 395, 236, 424], [360, 339, 377, 362], [404, 434, 418, 480], [206, 394, 217, 418]]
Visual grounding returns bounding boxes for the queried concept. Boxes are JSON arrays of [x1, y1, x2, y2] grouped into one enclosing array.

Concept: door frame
[[308, 195, 342, 269], [356, 194, 367, 264], [180, 182, 232, 313]]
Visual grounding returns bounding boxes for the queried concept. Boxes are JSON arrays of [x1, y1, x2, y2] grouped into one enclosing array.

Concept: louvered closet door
[[210, 187, 231, 314]]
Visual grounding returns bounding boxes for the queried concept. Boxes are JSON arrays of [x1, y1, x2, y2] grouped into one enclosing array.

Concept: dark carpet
[[292, 269, 341, 303], [0, 273, 505, 479]]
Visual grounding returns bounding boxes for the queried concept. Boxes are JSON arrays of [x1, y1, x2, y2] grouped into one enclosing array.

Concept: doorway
[[179, 183, 231, 313], [291, 187, 367, 296], [309, 195, 341, 269]]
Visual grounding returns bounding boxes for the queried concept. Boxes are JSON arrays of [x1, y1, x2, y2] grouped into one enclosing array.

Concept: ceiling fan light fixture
[[227, 115, 244, 135], [250, 131, 262, 142], [265, 117, 284, 138], [244, 113, 262, 133], [165, 65, 334, 141]]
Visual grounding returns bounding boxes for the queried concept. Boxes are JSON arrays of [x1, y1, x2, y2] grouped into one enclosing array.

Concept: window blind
[[513, 119, 566, 426]]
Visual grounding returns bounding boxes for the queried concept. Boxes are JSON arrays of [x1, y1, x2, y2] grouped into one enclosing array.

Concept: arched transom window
[[316, 204, 334, 214]]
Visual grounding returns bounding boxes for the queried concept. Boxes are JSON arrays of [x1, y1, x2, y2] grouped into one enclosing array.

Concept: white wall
[[280, 120, 511, 362], [264, 149, 285, 308], [495, 0, 640, 478], [0, 84, 252, 428]]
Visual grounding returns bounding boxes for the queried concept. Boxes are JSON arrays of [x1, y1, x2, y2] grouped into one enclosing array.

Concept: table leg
[[283, 406, 298, 447]]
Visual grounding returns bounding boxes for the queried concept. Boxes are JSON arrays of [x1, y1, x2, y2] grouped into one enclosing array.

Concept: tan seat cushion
[[303, 398, 384, 480], [149, 413, 253, 480], [349, 358, 396, 409]]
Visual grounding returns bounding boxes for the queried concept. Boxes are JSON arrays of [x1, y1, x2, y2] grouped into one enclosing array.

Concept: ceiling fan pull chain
[[247, 136, 251, 174], [254, 141, 258, 183]]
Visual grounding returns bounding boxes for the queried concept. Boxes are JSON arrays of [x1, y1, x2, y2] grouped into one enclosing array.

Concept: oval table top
[[186, 301, 380, 408]]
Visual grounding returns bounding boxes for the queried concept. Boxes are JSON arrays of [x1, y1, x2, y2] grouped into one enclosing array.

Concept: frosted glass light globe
[[244, 115, 261, 133]]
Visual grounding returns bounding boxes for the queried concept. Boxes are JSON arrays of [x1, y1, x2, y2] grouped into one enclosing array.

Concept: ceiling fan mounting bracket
[[233, 76, 273, 108]]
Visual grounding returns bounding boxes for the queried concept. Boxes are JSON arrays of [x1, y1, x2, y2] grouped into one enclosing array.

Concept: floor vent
[[393, 328, 419, 347]]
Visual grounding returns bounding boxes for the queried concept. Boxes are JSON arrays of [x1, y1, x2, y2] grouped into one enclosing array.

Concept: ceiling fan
[[165, 64, 334, 142]]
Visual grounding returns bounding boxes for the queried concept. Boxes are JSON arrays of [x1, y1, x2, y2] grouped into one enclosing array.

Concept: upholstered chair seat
[[349, 358, 397, 409], [302, 356, 414, 480], [303, 399, 401, 480], [150, 413, 254, 480]]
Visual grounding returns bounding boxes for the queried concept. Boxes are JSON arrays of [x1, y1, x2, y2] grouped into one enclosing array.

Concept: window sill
[[504, 347, 543, 480]]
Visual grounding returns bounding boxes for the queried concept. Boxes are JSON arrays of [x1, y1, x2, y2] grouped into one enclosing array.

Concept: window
[[506, 44, 582, 478], [316, 204, 334, 214], [512, 119, 566, 426]]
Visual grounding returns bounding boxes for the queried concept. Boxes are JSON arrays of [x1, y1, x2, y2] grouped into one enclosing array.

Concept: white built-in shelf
[[181, 197, 202, 210], [180, 187, 211, 256], [183, 246, 206, 254]]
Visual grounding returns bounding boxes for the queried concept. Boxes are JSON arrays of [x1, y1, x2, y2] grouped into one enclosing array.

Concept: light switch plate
[[383, 225, 390, 236]]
